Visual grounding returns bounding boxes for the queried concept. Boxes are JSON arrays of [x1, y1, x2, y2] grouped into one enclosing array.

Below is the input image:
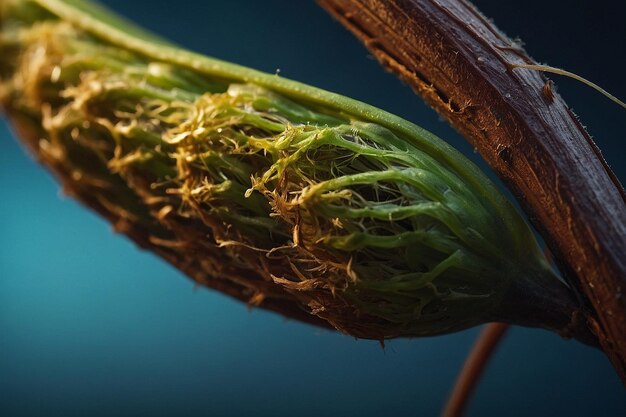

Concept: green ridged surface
[[0, 0, 558, 338]]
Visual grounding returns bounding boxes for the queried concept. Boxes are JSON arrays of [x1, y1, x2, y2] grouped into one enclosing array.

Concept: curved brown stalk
[[441, 323, 509, 417], [317, 0, 626, 382]]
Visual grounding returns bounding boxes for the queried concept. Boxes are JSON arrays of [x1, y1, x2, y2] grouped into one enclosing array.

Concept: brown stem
[[317, 0, 626, 382], [441, 323, 509, 417]]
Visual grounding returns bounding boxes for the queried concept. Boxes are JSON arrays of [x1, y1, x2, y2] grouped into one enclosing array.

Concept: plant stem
[[441, 323, 509, 417], [317, 0, 626, 383]]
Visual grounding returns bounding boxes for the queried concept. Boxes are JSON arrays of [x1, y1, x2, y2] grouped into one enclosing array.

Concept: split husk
[[0, 0, 596, 343]]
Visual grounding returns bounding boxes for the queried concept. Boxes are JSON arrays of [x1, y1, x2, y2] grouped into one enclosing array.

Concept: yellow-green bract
[[0, 0, 568, 340]]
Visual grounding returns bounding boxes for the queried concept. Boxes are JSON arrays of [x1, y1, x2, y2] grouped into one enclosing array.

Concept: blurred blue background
[[1, 1, 624, 416]]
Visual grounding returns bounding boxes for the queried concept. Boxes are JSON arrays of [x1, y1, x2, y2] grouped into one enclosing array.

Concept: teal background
[[1, 1, 624, 416]]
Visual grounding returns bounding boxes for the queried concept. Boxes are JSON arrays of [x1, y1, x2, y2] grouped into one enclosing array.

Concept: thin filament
[[512, 63, 626, 110]]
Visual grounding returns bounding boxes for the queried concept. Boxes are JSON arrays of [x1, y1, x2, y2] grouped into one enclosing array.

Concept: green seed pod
[[0, 0, 590, 342]]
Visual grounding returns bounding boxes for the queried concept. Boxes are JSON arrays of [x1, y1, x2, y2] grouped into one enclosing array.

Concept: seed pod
[[0, 0, 594, 342]]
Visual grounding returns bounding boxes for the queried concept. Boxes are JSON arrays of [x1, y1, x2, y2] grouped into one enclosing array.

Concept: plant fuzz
[[0, 0, 592, 342]]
